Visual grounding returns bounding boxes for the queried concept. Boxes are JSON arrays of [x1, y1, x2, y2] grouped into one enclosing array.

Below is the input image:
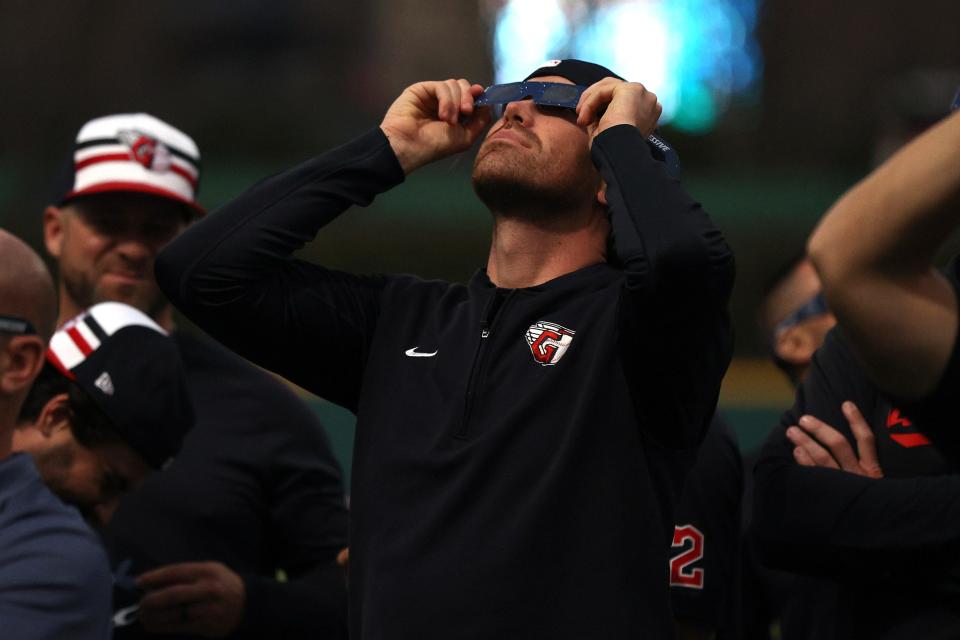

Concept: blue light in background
[[490, 0, 763, 133]]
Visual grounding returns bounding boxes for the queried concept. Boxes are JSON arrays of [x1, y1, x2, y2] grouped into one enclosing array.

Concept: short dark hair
[[18, 362, 122, 449]]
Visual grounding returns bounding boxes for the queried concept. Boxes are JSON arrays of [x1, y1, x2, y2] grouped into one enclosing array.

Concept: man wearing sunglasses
[[0, 229, 112, 639], [157, 59, 734, 638]]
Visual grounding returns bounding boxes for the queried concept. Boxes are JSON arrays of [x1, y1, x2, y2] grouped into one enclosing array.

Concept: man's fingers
[[456, 79, 475, 115], [843, 401, 883, 478], [577, 85, 613, 127], [140, 582, 211, 612], [434, 81, 456, 124], [793, 446, 817, 467], [137, 562, 211, 589], [576, 81, 609, 124], [786, 425, 840, 469], [797, 415, 861, 471]]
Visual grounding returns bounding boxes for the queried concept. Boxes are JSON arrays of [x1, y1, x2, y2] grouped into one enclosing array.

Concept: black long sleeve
[[753, 328, 960, 581], [157, 114, 736, 640], [592, 125, 734, 449], [157, 128, 405, 412]]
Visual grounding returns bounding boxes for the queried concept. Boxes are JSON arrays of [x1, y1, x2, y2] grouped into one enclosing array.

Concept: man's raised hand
[[576, 78, 662, 140], [380, 79, 492, 175]]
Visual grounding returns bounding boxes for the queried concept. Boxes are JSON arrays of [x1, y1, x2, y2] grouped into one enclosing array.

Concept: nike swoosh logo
[[405, 347, 438, 357]]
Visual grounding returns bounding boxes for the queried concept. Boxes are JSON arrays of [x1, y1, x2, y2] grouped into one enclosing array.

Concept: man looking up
[[157, 60, 734, 639], [44, 113, 349, 639], [0, 228, 112, 639]]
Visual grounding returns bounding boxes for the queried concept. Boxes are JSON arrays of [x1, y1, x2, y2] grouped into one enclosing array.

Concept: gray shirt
[[0, 452, 112, 639]]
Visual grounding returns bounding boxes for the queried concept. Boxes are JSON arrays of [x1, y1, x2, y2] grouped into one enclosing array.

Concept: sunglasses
[[475, 81, 681, 178], [775, 292, 829, 335], [0, 315, 37, 336]]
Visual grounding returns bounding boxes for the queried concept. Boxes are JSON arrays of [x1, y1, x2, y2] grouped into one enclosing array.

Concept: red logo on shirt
[[524, 321, 575, 366], [886, 408, 931, 448]]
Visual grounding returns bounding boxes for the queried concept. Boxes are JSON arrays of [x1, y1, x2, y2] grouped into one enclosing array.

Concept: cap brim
[[62, 182, 205, 217]]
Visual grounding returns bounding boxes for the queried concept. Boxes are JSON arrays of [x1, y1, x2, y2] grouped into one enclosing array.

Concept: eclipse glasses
[[475, 81, 681, 178]]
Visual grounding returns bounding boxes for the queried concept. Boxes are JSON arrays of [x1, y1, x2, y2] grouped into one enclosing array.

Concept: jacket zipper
[[458, 291, 512, 438]]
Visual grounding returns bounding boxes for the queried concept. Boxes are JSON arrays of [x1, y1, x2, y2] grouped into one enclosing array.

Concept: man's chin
[[93, 283, 165, 318]]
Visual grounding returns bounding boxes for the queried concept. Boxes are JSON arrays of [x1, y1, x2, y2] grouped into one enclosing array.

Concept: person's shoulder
[[173, 330, 332, 430], [0, 479, 111, 597]]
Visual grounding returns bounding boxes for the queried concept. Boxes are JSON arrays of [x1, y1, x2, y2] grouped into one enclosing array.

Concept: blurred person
[[754, 108, 960, 637], [43, 113, 349, 639], [0, 228, 112, 639], [670, 416, 743, 640], [759, 256, 837, 387], [156, 59, 734, 639], [808, 103, 960, 457], [738, 255, 840, 640], [13, 302, 193, 527]]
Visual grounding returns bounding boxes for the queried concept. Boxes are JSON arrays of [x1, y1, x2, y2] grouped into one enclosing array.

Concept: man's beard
[[61, 264, 167, 320], [471, 143, 598, 222]]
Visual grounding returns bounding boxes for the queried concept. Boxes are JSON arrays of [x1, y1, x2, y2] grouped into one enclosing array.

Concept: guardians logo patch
[[525, 321, 575, 366]]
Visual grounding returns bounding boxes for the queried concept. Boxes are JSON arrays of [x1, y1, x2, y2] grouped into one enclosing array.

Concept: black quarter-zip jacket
[[157, 124, 734, 639]]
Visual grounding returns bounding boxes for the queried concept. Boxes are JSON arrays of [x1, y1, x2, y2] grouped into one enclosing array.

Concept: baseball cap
[[524, 59, 624, 87], [46, 302, 194, 469], [57, 113, 204, 216]]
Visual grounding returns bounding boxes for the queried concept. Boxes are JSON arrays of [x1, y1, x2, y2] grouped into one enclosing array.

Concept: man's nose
[[114, 235, 154, 263], [502, 98, 536, 124]]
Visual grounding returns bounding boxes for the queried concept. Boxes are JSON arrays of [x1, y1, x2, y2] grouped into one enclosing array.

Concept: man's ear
[[597, 180, 608, 207], [774, 326, 818, 368], [35, 393, 72, 438], [0, 336, 46, 395], [43, 205, 66, 260]]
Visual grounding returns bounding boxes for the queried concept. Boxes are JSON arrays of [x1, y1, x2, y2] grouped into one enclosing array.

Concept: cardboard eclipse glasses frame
[[474, 81, 681, 178]]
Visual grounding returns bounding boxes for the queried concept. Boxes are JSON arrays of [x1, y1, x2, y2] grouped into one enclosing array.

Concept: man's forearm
[[754, 457, 960, 579], [591, 124, 734, 300], [810, 110, 960, 283], [156, 128, 404, 315], [807, 111, 960, 398]]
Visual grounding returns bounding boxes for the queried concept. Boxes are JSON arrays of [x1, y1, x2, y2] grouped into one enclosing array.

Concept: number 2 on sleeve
[[670, 524, 705, 589]]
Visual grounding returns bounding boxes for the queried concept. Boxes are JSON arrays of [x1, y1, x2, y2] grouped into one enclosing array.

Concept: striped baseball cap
[[58, 113, 204, 216], [47, 302, 194, 469]]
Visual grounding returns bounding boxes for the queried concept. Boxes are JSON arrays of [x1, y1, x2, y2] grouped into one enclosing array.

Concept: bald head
[[0, 229, 57, 342]]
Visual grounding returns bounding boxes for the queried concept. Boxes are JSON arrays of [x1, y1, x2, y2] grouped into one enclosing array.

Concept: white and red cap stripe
[[47, 302, 166, 378], [62, 113, 203, 216], [44, 302, 193, 470]]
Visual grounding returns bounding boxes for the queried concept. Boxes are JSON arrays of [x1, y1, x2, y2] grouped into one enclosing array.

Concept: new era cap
[[59, 113, 204, 216], [47, 302, 194, 469], [524, 59, 624, 87]]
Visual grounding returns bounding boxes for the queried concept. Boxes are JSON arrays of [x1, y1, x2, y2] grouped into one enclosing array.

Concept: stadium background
[[2, 0, 959, 487]]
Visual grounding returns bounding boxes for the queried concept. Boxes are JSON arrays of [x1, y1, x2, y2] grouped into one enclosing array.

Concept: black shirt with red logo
[[155, 124, 734, 639], [754, 327, 960, 639]]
